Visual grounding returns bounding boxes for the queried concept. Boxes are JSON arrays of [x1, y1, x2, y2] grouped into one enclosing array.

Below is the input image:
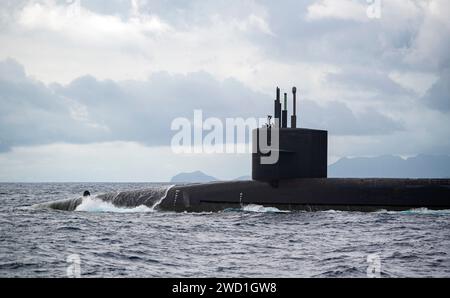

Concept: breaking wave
[[34, 185, 174, 212], [75, 196, 153, 213], [225, 204, 290, 213], [375, 208, 450, 215]]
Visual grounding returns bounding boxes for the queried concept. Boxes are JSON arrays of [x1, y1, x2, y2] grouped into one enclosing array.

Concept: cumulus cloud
[[18, 1, 172, 40], [0, 0, 273, 86], [326, 67, 412, 97], [301, 99, 403, 135], [0, 59, 107, 151], [404, 0, 450, 70], [422, 68, 450, 111], [0, 59, 404, 152], [306, 0, 368, 22]]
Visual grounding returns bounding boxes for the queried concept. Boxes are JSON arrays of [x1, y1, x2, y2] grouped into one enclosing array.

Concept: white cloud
[[18, 2, 171, 44], [0, 58, 403, 153], [236, 13, 274, 36], [306, 0, 368, 22], [3, 0, 271, 89], [388, 71, 438, 96], [404, 0, 450, 70]]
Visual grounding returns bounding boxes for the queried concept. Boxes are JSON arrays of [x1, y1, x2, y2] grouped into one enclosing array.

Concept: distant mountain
[[329, 154, 450, 178], [170, 155, 450, 182], [170, 171, 218, 183]]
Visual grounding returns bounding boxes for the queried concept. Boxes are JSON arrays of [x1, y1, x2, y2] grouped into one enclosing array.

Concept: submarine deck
[[159, 178, 450, 212]]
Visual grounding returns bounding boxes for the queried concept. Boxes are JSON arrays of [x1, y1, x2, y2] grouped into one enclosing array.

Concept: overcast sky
[[0, 0, 449, 181]]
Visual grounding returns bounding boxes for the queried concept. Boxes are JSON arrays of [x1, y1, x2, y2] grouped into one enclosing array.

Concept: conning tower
[[252, 87, 328, 182]]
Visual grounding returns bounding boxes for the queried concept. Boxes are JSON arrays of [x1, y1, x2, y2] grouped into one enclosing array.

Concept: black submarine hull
[[159, 178, 450, 212], [35, 178, 450, 212]]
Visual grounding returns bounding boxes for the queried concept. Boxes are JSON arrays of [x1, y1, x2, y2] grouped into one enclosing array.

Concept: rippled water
[[1, 183, 449, 277]]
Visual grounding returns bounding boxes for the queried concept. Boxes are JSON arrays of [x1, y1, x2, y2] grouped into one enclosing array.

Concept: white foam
[[75, 196, 153, 213], [74, 185, 174, 213], [374, 208, 450, 215], [241, 204, 290, 213], [400, 208, 450, 215], [149, 185, 174, 211], [321, 209, 342, 213]]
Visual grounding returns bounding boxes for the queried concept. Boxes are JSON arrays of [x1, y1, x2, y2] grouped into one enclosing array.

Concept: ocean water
[[1, 182, 449, 278]]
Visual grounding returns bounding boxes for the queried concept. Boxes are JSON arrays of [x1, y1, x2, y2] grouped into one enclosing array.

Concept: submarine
[[157, 86, 450, 212], [38, 86, 450, 212]]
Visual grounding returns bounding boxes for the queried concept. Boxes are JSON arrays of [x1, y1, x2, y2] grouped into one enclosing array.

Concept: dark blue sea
[[1, 183, 449, 277]]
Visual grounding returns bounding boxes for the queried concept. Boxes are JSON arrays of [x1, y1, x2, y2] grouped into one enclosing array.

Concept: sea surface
[[1, 182, 449, 278]]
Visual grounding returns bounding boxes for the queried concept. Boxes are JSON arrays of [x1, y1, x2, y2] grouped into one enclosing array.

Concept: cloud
[[404, 0, 450, 70], [1, 0, 448, 103], [0, 58, 103, 151], [18, 1, 172, 43], [0, 0, 449, 182], [0, 0, 273, 86], [0, 59, 404, 151], [326, 67, 412, 97], [422, 68, 450, 111], [306, 0, 368, 22], [301, 99, 403, 135]]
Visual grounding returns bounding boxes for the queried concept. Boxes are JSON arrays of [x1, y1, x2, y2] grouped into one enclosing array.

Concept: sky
[[0, 0, 449, 182]]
